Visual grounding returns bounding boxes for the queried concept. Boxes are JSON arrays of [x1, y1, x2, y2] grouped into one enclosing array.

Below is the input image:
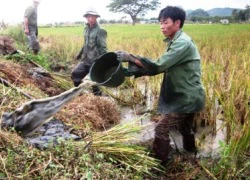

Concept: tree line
[[187, 5, 250, 23], [106, 0, 250, 24]]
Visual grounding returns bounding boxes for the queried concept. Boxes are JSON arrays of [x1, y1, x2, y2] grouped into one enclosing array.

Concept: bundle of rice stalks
[[74, 117, 161, 175], [51, 73, 73, 90], [56, 94, 120, 130]]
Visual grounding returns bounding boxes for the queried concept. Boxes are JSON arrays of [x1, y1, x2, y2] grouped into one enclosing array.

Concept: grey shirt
[[24, 5, 37, 27]]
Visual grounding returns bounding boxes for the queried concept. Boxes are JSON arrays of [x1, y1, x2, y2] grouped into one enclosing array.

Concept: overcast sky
[[0, 0, 249, 24]]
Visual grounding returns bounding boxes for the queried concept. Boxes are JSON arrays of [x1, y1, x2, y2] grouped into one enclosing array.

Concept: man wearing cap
[[71, 8, 107, 96], [24, 0, 41, 55]]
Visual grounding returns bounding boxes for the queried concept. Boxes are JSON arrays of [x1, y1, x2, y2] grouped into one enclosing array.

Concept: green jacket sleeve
[[139, 38, 191, 74], [97, 29, 107, 55]]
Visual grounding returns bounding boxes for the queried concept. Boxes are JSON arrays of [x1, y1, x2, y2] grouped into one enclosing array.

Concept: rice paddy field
[[0, 23, 250, 179]]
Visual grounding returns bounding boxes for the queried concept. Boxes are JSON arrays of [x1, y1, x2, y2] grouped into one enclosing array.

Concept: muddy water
[[120, 106, 226, 159]]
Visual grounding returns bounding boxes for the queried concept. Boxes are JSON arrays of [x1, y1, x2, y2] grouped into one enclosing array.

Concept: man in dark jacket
[[24, 0, 41, 55], [71, 8, 107, 96], [116, 6, 205, 165]]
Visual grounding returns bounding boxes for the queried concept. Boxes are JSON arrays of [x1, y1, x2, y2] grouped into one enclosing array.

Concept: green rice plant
[[51, 74, 73, 90], [5, 53, 51, 70], [39, 27, 83, 68], [201, 25, 250, 179]]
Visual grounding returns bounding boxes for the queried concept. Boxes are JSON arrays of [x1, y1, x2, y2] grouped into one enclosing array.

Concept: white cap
[[83, 7, 100, 17]]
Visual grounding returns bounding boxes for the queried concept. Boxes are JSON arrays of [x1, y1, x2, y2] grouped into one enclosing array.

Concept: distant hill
[[187, 7, 242, 17], [207, 7, 239, 16]]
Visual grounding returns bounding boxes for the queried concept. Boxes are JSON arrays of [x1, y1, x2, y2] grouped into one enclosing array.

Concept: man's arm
[[153, 39, 191, 72], [117, 38, 191, 75], [24, 6, 33, 35], [136, 39, 191, 74], [24, 17, 29, 35], [75, 47, 84, 60], [97, 29, 107, 55], [129, 55, 144, 68]]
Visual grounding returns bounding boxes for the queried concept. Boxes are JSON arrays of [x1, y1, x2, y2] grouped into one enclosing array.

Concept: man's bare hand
[[24, 28, 29, 35]]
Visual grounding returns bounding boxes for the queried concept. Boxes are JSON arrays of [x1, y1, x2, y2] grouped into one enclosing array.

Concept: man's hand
[[115, 51, 134, 63], [75, 52, 82, 60], [24, 28, 29, 35]]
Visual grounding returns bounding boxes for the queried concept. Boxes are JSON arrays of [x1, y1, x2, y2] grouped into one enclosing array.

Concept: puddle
[[196, 119, 227, 159], [120, 106, 155, 142], [25, 119, 81, 150]]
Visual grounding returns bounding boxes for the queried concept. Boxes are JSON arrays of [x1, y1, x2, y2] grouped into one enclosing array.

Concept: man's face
[[86, 15, 98, 27], [160, 17, 180, 39]]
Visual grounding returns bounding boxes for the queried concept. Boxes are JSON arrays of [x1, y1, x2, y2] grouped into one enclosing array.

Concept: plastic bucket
[[90, 52, 125, 87]]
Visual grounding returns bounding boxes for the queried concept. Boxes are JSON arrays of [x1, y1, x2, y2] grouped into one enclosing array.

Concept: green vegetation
[[1, 23, 250, 179]]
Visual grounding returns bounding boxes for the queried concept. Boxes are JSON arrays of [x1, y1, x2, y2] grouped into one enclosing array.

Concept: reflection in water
[[197, 119, 227, 159]]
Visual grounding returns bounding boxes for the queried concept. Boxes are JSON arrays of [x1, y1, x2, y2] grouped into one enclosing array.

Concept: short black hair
[[158, 6, 186, 28]]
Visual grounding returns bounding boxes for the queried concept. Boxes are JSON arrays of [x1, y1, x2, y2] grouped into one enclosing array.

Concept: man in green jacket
[[71, 8, 107, 96], [24, 0, 41, 55], [116, 6, 205, 165]]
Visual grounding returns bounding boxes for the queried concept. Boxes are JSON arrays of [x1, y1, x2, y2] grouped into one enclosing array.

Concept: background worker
[[71, 8, 107, 96], [24, 0, 41, 55], [116, 6, 205, 165]]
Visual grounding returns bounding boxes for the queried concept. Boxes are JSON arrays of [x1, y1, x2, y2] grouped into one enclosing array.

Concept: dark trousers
[[152, 113, 196, 164], [27, 25, 40, 54], [71, 62, 101, 96]]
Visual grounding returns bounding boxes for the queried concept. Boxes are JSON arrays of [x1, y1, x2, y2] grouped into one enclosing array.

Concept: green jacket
[[136, 30, 205, 114], [24, 5, 37, 27], [78, 23, 107, 66]]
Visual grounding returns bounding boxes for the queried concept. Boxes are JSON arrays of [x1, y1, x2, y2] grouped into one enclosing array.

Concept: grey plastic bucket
[[90, 52, 125, 87]]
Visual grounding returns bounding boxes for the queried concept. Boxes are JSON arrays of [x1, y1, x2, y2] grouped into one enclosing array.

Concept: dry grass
[[56, 93, 120, 131]]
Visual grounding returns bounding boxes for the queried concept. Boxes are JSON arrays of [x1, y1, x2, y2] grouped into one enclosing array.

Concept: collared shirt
[[24, 4, 37, 27], [138, 30, 205, 114], [79, 23, 107, 66]]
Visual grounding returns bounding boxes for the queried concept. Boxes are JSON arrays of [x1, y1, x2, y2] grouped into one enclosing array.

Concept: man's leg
[[27, 26, 40, 54], [71, 63, 89, 87], [92, 85, 102, 96], [153, 114, 183, 165], [179, 113, 196, 153]]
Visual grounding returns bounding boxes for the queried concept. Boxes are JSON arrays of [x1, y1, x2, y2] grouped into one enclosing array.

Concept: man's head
[[158, 6, 186, 38], [33, 0, 41, 6], [83, 8, 100, 27]]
